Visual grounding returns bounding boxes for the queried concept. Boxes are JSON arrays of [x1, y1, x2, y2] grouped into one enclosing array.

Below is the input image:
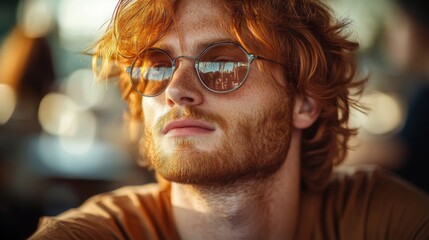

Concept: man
[[31, 0, 429, 239]]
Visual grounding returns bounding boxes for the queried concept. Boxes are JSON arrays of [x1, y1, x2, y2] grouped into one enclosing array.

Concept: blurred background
[[0, 0, 154, 238], [0, 0, 428, 239]]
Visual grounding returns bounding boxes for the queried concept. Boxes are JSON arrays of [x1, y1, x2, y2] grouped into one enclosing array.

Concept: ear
[[293, 95, 320, 129]]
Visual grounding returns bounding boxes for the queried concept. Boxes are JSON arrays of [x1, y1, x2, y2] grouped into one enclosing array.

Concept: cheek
[[243, 74, 288, 109], [142, 98, 160, 126]]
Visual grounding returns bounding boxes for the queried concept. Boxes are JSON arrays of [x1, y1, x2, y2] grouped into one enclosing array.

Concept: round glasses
[[126, 42, 277, 97]]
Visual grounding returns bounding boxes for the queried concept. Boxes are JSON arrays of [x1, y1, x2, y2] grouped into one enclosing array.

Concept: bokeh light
[[65, 68, 105, 110], [350, 91, 404, 135], [38, 93, 78, 136], [36, 133, 130, 179], [328, 0, 390, 50], [58, 109, 97, 155], [0, 84, 16, 125], [38, 92, 98, 155], [56, 0, 117, 51], [18, 0, 54, 38]]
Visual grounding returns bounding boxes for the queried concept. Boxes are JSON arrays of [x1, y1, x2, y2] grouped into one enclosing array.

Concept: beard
[[140, 98, 293, 186]]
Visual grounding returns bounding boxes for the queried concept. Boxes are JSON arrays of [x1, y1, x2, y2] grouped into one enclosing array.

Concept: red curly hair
[[92, 0, 365, 191]]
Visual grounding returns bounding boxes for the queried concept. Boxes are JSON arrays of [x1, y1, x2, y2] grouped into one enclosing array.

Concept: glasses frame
[[126, 42, 278, 97]]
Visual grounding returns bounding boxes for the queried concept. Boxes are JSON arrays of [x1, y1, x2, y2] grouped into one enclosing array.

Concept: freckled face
[[141, 0, 294, 185]]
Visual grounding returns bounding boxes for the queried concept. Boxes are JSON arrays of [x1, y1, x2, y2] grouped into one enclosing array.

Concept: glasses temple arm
[[255, 55, 284, 66]]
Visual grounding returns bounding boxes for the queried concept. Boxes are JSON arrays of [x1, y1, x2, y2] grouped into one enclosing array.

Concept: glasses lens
[[198, 43, 250, 92], [130, 49, 173, 96]]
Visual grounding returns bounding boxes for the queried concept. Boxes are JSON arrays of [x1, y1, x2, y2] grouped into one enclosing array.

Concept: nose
[[164, 58, 204, 108]]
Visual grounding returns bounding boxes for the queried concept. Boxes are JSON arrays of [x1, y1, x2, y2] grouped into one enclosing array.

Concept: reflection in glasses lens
[[128, 42, 255, 97], [129, 49, 174, 97]]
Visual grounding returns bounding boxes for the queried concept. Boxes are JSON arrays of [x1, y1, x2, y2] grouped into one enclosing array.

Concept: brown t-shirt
[[29, 166, 429, 240]]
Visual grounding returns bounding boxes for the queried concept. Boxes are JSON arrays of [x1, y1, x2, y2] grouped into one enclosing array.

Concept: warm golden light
[[65, 69, 105, 110], [350, 91, 404, 135], [0, 84, 16, 125], [38, 92, 98, 155], [38, 93, 77, 136]]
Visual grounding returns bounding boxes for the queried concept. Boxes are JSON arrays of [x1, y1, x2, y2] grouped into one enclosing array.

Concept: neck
[[171, 130, 302, 240]]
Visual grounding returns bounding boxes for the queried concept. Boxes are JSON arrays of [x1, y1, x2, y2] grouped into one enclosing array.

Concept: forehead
[[154, 0, 233, 54]]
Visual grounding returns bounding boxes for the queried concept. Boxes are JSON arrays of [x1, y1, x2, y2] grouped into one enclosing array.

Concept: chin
[[151, 140, 290, 186]]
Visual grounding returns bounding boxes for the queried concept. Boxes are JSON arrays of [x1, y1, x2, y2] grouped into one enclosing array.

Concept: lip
[[162, 119, 215, 137]]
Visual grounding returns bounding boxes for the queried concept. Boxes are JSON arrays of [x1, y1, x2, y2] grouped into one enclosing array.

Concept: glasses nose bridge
[[168, 55, 201, 91], [172, 55, 199, 68]]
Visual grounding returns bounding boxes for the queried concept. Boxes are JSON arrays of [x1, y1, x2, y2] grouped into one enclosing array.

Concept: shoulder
[[64, 183, 170, 221], [78, 183, 168, 213], [30, 183, 178, 240], [329, 164, 429, 205], [321, 165, 429, 239]]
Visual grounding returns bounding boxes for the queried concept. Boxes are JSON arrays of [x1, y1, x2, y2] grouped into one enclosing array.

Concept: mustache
[[154, 107, 227, 133]]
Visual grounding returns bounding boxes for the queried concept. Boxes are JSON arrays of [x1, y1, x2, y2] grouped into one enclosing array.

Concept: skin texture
[[141, 0, 320, 239], [141, 0, 294, 186]]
